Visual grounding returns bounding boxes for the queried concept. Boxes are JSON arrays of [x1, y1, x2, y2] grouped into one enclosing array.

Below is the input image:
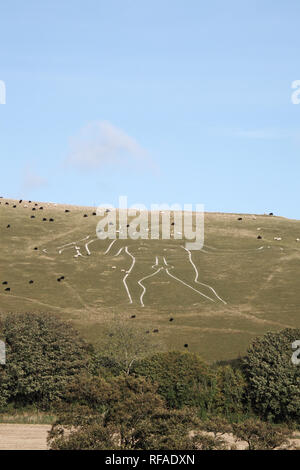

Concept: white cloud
[[21, 167, 48, 192], [66, 121, 150, 170], [211, 127, 300, 140]]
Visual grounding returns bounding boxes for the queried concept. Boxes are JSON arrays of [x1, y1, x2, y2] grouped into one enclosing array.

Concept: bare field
[[0, 424, 50, 450], [0, 424, 298, 450]]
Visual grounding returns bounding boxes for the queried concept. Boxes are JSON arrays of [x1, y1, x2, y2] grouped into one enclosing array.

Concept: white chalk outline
[[104, 239, 117, 255], [165, 268, 216, 303], [121, 247, 135, 304], [58, 236, 90, 254], [182, 246, 227, 304], [138, 267, 164, 307]]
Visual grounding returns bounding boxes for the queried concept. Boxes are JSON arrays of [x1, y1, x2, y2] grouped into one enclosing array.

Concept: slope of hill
[[1, 198, 300, 362]]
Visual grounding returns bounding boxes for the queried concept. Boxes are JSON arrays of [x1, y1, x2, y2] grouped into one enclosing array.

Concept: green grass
[[1, 198, 300, 362], [0, 410, 56, 424]]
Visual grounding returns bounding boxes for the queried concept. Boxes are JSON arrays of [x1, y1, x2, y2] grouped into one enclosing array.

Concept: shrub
[[232, 418, 291, 450], [48, 374, 224, 450], [213, 365, 247, 416], [133, 351, 215, 410], [243, 328, 300, 422], [0, 312, 91, 409]]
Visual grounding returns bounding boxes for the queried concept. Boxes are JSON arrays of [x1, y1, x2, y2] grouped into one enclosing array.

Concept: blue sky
[[1, 0, 300, 218]]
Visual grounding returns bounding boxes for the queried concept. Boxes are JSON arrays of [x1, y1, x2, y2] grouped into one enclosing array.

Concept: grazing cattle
[[171, 222, 175, 226], [83, 214, 88, 218], [184, 344, 188, 348], [5, 202, 9, 205], [237, 217, 242, 221], [92, 212, 96, 216], [39, 207, 43, 210], [65, 209, 70, 213], [57, 278, 61, 282], [49, 218, 54, 222], [145, 330, 150, 334], [29, 200, 32, 203], [2, 281, 7, 285], [269, 212, 274, 216], [32, 208, 36, 211], [35, 203, 38, 206], [58, 276, 65, 281], [296, 238, 300, 242], [169, 318, 174, 322], [257, 235, 262, 239], [105, 209, 110, 213], [29, 280, 34, 284], [42, 218, 47, 221], [127, 224, 130, 227], [4, 288, 10, 292], [153, 329, 159, 333], [30, 215, 35, 219], [131, 315, 136, 318], [13, 205, 16, 208], [34, 247, 38, 250], [19, 200, 22, 203], [6, 225, 10, 228]]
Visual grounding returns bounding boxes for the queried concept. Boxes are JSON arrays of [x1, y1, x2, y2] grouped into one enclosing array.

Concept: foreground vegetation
[[0, 313, 299, 449]]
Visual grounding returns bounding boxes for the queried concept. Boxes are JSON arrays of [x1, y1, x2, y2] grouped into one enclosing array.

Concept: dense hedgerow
[[243, 328, 300, 423], [0, 312, 91, 408], [133, 351, 246, 415]]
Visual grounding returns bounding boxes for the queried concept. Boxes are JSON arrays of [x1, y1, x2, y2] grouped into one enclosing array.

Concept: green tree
[[0, 312, 91, 409], [243, 328, 300, 422], [133, 351, 215, 409], [214, 365, 247, 416], [48, 374, 224, 450], [95, 316, 161, 375]]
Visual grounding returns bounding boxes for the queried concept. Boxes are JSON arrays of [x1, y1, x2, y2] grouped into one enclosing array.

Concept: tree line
[[0, 313, 299, 450]]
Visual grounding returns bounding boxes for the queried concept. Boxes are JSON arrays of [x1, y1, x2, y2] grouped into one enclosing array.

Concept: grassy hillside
[[1, 197, 300, 362]]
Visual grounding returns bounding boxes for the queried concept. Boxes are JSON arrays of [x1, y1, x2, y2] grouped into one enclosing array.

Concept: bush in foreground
[[0, 312, 91, 409], [48, 374, 225, 450], [243, 328, 300, 423]]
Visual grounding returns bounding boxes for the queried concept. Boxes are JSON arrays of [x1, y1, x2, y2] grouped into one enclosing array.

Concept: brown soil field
[[0, 424, 50, 450], [0, 424, 298, 450]]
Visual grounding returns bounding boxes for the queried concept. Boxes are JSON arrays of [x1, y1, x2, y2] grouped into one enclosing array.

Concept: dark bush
[[0, 312, 91, 409], [243, 328, 300, 422]]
